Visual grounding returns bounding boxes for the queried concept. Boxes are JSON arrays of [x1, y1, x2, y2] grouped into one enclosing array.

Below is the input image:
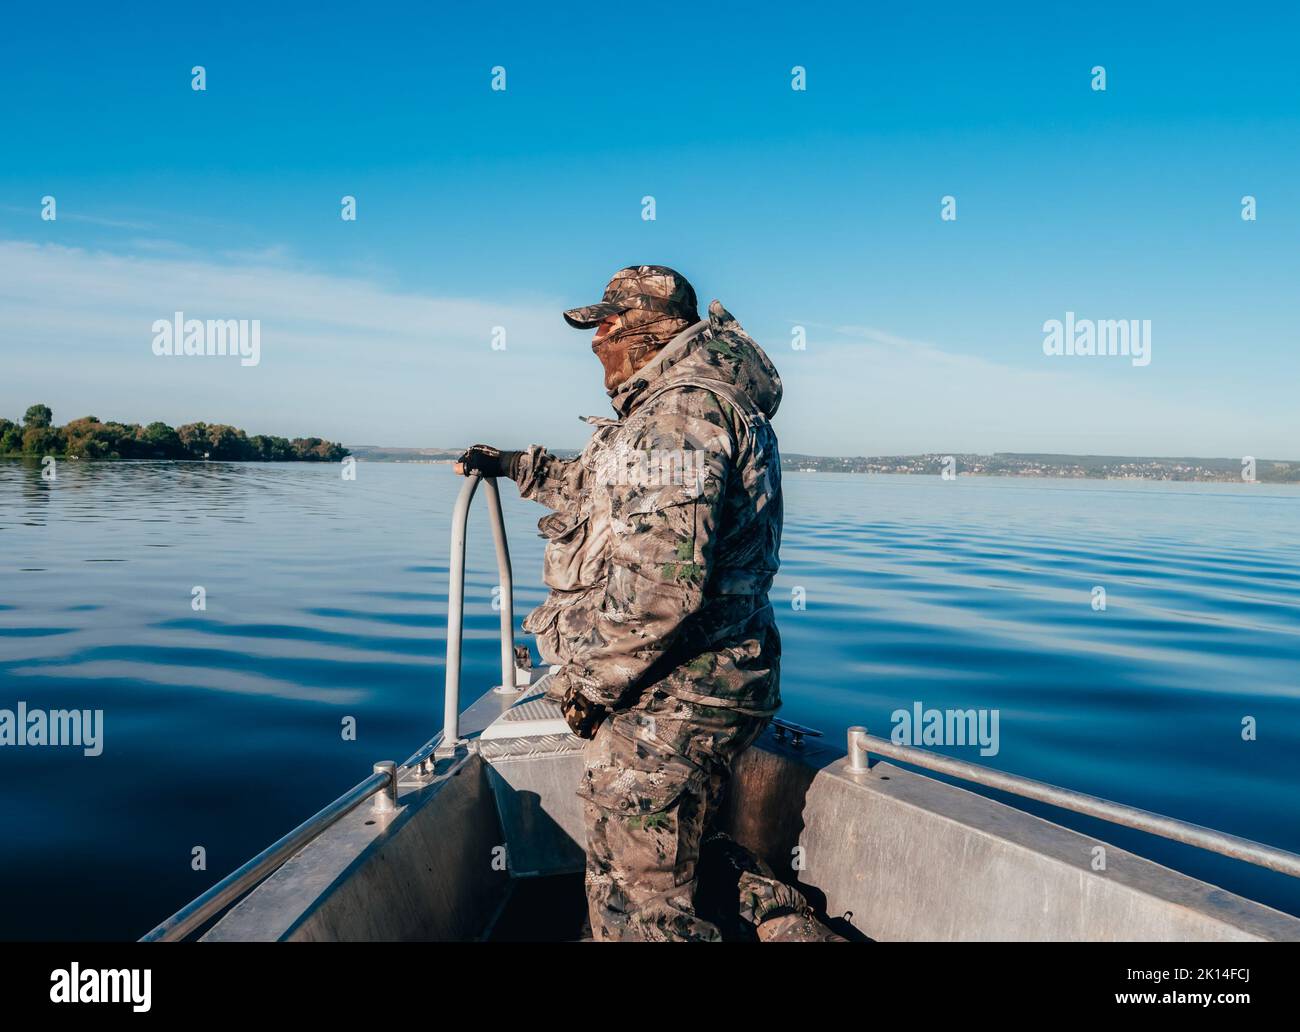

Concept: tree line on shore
[[0, 405, 349, 462]]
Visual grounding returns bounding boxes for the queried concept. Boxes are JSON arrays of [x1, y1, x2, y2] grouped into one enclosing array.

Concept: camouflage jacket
[[513, 300, 784, 716]]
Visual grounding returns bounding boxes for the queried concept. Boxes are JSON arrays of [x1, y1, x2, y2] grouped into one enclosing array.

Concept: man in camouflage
[[457, 266, 843, 941]]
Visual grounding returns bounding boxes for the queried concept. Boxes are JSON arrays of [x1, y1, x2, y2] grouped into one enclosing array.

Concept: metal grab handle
[[442, 473, 517, 754], [139, 474, 521, 940], [846, 727, 1300, 881]]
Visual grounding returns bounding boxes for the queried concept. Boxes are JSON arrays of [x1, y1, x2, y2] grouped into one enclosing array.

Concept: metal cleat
[[771, 718, 823, 748]]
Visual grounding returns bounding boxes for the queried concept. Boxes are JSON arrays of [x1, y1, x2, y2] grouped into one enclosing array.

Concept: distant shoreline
[[1, 404, 348, 463], [4, 455, 1295, 485], [342, 446, 1299, 484]]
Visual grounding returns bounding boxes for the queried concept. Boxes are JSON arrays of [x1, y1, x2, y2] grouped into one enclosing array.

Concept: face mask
[[596, 310, 693, 359]]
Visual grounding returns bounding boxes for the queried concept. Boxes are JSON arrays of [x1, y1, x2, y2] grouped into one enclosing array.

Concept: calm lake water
[[2, 460, 1298, 939]]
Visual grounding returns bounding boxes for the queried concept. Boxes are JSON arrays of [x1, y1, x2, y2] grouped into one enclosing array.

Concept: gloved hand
[[560, 683, 608, 740], [454, 444, 522, 479]]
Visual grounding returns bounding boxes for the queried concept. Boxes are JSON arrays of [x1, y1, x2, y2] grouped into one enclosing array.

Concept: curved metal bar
[[479, 476, 517, 694], [143, 470, 522, 935], [141, 472, 523, 942], [140, 769, 393, 941], [442, 475, 480, 750], [847, 728, 1300, 880], [442, 473, 517, 753]]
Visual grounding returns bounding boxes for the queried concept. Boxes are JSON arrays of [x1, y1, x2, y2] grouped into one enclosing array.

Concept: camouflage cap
[[563, 265, 700, 329]]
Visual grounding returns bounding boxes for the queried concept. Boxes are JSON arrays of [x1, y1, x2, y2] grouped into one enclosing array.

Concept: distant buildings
[[780, 453, 1299, 484]]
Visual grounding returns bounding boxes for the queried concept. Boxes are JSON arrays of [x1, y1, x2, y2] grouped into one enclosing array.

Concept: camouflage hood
[[609, 300, 783, 423]]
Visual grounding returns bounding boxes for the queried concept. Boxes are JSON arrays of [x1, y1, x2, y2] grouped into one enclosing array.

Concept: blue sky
[[1, 1, 1298, 456]]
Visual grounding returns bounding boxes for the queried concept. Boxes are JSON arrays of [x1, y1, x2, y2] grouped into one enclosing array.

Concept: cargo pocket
[[580, 760, 700, 817], [522, 595, 575, 666], [538, 510, 599, 592], [577, 715, 706, 816]]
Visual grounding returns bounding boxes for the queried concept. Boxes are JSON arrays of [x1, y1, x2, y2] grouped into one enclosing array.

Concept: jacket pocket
[[537, 511, 600, 592], [608, 494, 708, 576]]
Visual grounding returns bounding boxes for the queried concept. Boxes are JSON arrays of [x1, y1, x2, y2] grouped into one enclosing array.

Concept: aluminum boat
[[142, 475, 1300, 942]]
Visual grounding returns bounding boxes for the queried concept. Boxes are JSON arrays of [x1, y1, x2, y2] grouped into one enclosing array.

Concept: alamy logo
[[1042, 311, 1151, 367], [891, 701, 1000, 756], [0, 702, 103, 756], [151, 311, 261, 367], [50, 964, 150, 1012]]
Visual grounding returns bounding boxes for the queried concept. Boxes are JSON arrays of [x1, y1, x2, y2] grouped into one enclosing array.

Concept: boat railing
[[140, 761, 400, 941], [846, 727, 1300, 880], [141, 472, 518, 941]]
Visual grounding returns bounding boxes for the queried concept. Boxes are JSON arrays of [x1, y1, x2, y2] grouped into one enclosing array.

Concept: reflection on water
[[1, 460, 1298, 937]]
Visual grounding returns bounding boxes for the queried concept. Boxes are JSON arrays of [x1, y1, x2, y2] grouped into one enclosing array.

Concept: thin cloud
[[0, 205, 156, 231], [0, 238, 597, 447], [0, 239, 1287, 456], [777, 323, 1262, 456]]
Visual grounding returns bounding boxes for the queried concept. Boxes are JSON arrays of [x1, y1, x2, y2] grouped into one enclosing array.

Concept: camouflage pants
[[578, 687, 807, 941]]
